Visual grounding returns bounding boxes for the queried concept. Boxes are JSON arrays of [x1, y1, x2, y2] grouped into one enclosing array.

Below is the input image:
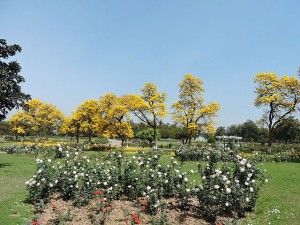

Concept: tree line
[[7, 74, 220, 148], [1, 39, 300, 151], [215, 118, 300, 144]]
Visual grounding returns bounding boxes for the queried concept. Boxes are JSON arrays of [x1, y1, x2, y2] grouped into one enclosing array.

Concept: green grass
[[0, 152, 299, 225], [0, 154, 36, 225], [0, 136, 15, 149], [241, 163, 300, 225]]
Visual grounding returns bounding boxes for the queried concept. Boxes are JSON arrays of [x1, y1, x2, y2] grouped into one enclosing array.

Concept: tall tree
[[171, 74, 220, 145], [0, 39, 31, 121], [129, 83, 167, 149], [98, 94, 134, 147], [254, 72, 300, 151]]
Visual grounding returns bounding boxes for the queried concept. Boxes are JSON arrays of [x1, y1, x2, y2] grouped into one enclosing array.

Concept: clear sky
[[1, 0, 299, 126]]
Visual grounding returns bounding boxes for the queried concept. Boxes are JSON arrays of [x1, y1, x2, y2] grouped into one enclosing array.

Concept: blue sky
[[1, 0, 299, 126]]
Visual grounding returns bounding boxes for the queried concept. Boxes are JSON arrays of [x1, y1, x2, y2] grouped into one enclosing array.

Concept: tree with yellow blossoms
[[60, 115, 80, 143], [9, 111, 32, 136], [98, 93, 133, 147], [74, 99, 99, 143], [9, 99, 65, 136], [254, 72, 300, 151], [171, 74, 220, 145], [128, 83, 167, 149], [61, 100, 99, 143]]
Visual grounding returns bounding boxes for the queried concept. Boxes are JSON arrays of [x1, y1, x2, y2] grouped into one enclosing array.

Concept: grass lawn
[[0, 154, 36, 225], [243, 163, 300, 225], [0, 152, 299, 225]]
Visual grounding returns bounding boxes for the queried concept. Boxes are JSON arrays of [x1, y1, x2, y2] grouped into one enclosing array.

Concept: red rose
[[134, 218, 141, 224]]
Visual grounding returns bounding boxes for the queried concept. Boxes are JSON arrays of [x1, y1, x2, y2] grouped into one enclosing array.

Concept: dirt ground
[[35, 195, 213, 225]]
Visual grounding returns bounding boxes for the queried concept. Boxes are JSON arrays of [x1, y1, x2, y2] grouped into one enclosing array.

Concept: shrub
[[197, 150, 267, 221]]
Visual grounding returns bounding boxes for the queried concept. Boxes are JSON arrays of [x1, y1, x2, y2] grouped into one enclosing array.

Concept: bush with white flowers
[[25, 146, 267, 222], [197, 150, 267, 221], [26, 158, 57, 202]]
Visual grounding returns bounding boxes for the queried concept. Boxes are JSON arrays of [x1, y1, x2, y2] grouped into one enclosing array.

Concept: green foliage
[[0, 121, 10, 135], [274, 117, 300, 144], [136, 128, 160, 144], [0, 39, 31, 121]]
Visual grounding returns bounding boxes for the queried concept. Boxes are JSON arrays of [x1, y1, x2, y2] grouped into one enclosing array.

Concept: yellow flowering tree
[[128, 83, 167, 149], [98, 93, 134, 147], [61, 100, 99, 143], [60, 115, 80, 143], [171, 74, 220, 145], [73, 99, 99, 143], [9, 111, 32, 136], [9, 99, 65, 136], [254, 72, 300, 151]]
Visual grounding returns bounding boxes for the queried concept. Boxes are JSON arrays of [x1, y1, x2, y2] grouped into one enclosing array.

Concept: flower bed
[[25, 146, 267, 224]]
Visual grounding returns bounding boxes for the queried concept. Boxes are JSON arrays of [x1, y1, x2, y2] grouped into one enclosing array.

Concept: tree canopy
[[9, 99, 64, 136], [0, 39, 31, 120]]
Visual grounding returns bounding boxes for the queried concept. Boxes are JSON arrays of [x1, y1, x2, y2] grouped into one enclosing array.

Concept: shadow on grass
[[22, 195, 32, 204], [0, 163, 12, 168]]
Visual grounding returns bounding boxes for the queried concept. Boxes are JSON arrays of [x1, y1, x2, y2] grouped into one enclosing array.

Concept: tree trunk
[[121, 137, 125, 150], [76, 124, 80, 144], [153, 119, 157, 149], [88, 131, 92, 143], [76, 133, 79, 144], [188, 135, 192, 145], [268, 127, 273, 153], [181, 139, 185, 145]]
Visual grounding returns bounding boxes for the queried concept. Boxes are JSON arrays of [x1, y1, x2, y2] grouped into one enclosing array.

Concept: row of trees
[[1, 39, 300, 151], [8, 75, 220, 148], [216, 118, 300, 144]]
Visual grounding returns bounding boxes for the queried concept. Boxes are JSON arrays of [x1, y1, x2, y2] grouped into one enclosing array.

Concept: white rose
[[226, 188, 231, 194]]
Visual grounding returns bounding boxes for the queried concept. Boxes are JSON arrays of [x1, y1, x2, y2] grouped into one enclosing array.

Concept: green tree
[[240, 120, 260, 142], [136, 128, 158, 144], [215, 126, 226, 137], [0, 39, 31, 120], [274, 117, 300, 144], [0, 121, 10, 135]]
